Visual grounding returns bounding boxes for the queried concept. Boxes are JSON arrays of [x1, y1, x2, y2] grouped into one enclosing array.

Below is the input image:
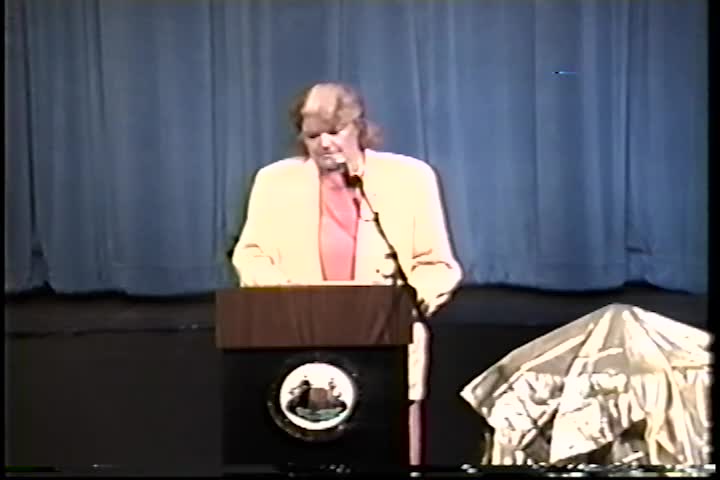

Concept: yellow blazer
[[231, 149, 463, 399]]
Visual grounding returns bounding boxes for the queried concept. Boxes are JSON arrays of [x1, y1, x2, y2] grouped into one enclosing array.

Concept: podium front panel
[[221, 346, 408, 469]]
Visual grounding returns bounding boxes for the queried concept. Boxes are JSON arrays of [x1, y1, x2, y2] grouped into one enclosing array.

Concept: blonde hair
[[289, 82, 383, 155]]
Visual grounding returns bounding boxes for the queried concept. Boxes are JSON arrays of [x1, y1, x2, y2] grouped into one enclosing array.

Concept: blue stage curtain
[[5, 0, 707, 295]]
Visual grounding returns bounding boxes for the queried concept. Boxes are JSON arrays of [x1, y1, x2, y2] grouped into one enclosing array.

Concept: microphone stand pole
[[347, 173, 427, 468]]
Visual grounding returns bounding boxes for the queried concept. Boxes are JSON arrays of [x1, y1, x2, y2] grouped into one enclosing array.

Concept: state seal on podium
[[268, 357, 359, 442]]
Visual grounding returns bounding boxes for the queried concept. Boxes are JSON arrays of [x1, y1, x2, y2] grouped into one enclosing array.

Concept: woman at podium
[[230, 82, 463, 465]]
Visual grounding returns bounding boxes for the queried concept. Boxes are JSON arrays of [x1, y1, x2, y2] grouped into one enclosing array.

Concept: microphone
[[344, 169, 362, 190], [353, 177, 427, 321], [328, 156, 362, 189]]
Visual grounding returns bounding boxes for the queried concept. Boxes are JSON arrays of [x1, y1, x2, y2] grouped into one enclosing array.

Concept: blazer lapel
[[291, 159, 323, 283]]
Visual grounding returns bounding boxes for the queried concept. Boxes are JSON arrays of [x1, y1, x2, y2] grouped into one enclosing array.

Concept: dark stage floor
[[4, 283, 708, 474]]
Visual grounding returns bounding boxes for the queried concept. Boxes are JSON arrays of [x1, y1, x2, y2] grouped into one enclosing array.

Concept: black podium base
[[222, 347, 408, 470]]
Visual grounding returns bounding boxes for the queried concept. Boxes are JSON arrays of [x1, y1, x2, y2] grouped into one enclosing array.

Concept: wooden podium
[[215, 285, 414, 472]]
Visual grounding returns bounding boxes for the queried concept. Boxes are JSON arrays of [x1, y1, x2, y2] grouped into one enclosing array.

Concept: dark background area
[[5, 283, 707, 473]]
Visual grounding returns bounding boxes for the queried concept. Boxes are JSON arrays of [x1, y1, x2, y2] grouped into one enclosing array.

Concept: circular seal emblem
[[268, 360, 358, 442]]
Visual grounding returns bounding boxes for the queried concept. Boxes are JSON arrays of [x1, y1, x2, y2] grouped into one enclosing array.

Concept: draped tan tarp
[[460, 304, 712, 466]]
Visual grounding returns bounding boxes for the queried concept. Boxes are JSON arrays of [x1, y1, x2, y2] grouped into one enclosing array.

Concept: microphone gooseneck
[[353, 177, 426, 321]]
